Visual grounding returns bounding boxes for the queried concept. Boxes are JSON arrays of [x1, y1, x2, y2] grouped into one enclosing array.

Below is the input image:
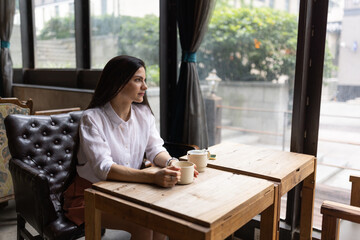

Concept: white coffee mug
[[187, 149, 209, 172], [174, 161, 194, 185]]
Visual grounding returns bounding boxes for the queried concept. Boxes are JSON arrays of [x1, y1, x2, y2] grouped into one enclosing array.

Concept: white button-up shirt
[[77, 102, 166, 183]]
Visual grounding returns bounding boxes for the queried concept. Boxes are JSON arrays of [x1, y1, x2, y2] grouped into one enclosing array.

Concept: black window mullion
[[287, 0, 314, 232], [303, 0, 329, 157], [288, 0, 329, 238], [160, 0, 177, 141], [75, 0, 91, 69], [19, 0, 35, 69]]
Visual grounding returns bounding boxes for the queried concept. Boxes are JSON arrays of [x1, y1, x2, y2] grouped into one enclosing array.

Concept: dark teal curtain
[[170, 0, 216, 149], [0, 0, 15, 97]]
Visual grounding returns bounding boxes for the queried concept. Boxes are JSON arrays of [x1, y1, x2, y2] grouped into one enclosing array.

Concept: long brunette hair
[[87, 55, 151, 110]]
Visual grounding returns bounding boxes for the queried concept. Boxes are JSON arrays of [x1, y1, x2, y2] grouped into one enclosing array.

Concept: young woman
[[63, 55, 196, 240]]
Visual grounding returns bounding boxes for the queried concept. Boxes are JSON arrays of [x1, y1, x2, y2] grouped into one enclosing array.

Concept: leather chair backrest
[[5, 111, 83, 211]]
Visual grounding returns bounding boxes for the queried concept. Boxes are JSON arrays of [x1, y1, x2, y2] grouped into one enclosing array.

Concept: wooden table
[[85, 167, 278, 240], [197, 142, 316, 240]]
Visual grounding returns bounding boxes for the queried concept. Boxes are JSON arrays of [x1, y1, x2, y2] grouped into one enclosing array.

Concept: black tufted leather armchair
[[5, 111, 84, 240]]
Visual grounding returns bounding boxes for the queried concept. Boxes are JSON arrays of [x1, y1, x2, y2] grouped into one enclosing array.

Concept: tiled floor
[[0, 199, 131, 240]]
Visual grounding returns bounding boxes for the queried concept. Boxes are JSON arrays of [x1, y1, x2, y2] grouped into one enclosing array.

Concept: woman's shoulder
[[80, 107, 105, 126], [132, 104, 154, 125], [82, 107, 103, 118], [132, 103, 151, 115]]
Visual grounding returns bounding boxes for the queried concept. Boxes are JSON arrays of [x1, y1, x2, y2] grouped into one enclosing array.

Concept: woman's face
[[117, 67, 147, 104]]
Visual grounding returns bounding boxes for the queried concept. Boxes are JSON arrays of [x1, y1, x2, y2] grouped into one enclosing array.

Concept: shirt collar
[[104, 102, 133, 128]]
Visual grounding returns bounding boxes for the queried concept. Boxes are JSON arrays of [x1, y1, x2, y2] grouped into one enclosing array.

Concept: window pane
[[90, 0, 160, 125], [198, 0, 300, 220], [11, 0, 22, 68], [34, 0, 76, 68], [315, 0, 360, 230]]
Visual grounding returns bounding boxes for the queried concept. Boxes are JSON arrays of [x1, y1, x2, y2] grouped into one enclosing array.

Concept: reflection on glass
[[198, 0, 300, 220], [90, 0, 160, 124], [34, 0, 76, 68], [315, 0, 360, 230], [11, 0, 22, 68]]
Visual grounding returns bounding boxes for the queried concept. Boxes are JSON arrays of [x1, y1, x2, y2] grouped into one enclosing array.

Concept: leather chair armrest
[[141, 158, 153, 169], [163, 141, 199, 158], [9, 158, 57, 233]]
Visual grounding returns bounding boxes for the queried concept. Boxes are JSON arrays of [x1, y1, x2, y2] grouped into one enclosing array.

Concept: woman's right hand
[[154, 167, 180, 188]]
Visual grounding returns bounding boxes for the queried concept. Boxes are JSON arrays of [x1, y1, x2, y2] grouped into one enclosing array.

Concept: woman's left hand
[[154, 167, 180, 188]]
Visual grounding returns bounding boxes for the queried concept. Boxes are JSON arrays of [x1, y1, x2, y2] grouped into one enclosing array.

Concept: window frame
[[14, 0, 329, 238]]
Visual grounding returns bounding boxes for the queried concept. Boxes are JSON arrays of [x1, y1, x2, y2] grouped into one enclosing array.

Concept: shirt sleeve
[[79, 114, 114, 181], [145, 111, 167, 162]]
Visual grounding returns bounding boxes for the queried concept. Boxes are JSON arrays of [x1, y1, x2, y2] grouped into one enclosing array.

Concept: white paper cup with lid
[[187, 149, 209, 172]]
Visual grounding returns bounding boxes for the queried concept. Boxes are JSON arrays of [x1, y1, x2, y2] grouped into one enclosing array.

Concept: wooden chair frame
[[321, 175, 360, 239], [34, 107, 81, 115], [0, 97, 33, 112]]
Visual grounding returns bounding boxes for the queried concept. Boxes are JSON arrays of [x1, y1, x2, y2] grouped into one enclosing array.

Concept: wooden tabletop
[[181, 142, 315, 195], [92, 167, 274, 229]]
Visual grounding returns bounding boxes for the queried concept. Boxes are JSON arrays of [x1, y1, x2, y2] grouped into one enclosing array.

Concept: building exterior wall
[[338, 15, 360, 86]]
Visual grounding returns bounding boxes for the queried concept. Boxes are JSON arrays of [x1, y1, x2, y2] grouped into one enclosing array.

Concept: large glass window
[[198, 0, 301, 220], [90, 0, 159, 74], [11, 0, 22, 68], [34, 0, 76, 68], [90, 0, 160, 125], [315, 0, 360, 230]]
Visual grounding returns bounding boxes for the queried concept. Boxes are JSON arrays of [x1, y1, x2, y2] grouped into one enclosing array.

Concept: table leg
[[300, 159, 316, 240], [85, 189, 102, 240], [260, 185, 279, 240]]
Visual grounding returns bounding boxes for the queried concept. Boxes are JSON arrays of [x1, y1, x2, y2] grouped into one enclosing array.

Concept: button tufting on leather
[[5, 111, 84, 238]]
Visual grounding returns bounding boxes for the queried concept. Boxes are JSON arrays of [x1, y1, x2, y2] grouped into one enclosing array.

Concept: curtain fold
[[170, 0, 216, 149], [0, 0, 16, 97]]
